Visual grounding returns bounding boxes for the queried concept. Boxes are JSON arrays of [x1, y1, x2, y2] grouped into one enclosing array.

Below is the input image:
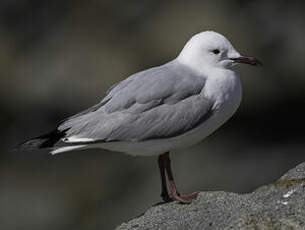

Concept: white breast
[[204, 69, 242, 122]]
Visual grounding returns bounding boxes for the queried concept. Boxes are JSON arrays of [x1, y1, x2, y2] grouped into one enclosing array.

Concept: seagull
[[20, 31, 262, 203]]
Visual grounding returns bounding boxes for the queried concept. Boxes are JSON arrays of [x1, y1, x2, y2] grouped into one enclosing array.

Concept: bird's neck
[[175, 57, 216, 77]]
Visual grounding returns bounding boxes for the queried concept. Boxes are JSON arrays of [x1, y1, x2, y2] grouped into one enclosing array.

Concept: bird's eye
[[212, 49, 220, 55]]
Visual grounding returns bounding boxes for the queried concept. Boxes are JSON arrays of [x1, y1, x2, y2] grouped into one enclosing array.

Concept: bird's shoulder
[[102, 60, 207, 113]]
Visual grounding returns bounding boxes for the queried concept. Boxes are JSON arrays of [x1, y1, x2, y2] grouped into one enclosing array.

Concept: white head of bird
[[177, 31, 262, 73]]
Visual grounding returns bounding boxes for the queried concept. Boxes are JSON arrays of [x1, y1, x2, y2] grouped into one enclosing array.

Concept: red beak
[[230, 56, 262, 66]]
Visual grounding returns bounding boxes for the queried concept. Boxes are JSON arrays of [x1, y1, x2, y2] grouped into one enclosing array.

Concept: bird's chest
[[167, 72, 242, 152], [204, 70, 242, 120]]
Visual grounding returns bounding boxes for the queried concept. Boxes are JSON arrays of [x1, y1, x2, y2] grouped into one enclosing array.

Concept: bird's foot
[[180, 191, 199, 200], [171, 191, 199, 204]]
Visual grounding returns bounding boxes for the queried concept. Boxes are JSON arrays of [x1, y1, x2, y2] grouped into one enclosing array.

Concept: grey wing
[[58, 61, 214, 142]]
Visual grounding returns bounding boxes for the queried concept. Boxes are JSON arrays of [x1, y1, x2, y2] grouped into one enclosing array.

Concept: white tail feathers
[[51, 145, 87, 155]]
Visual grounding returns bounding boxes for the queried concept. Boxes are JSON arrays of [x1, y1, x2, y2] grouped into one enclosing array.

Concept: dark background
[[1, 0, 305, 229]]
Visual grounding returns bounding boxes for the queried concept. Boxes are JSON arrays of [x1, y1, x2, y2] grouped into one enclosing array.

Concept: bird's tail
[[16, 129, 88, 155], [16, 129, 66, 151]]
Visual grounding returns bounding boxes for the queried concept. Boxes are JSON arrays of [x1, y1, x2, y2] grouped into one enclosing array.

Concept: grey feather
[[58, 60, 214, 142]]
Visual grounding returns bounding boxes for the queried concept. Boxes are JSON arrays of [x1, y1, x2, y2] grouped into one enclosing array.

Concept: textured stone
[[116, 162, 305, 230]]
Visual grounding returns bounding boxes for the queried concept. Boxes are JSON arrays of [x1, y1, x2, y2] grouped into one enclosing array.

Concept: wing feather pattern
[[58, 61, 213, 143]]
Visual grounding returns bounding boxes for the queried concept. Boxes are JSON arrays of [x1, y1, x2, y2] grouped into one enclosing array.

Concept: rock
[[116, 162, 305, 230]]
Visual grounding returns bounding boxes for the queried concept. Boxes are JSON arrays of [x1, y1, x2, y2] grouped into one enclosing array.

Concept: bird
[[19, 31, 262, 203]]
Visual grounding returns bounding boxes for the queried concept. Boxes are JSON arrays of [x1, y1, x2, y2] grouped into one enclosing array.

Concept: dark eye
[[212, 49, 220, 55]]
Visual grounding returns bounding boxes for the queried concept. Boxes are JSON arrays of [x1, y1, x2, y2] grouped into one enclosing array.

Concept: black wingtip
[[16, 129, 68, 151]]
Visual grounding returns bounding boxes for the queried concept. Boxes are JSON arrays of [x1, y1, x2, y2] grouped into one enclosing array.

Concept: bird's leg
[[162, 152, 198, 204], [158, 154, 171, 202]]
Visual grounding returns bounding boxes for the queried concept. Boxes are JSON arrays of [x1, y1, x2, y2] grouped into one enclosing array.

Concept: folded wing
[[59, 61, 213, 143]]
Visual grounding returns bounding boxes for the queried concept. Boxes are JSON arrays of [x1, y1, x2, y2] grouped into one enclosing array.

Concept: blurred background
[[1, 0, 305, 229]]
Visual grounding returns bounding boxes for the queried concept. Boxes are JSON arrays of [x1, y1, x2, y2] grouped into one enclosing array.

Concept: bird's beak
[[230, 56, 262, 66]]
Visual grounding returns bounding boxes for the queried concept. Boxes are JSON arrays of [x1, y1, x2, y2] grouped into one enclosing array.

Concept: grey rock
[[116, 162, 305, 230]]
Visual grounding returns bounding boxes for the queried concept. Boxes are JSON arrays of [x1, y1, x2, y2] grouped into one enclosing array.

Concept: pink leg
[[159, 152, 199, 204]]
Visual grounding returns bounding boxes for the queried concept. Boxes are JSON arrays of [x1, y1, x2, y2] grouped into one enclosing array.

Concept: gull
[[20, 31, 262, 203]]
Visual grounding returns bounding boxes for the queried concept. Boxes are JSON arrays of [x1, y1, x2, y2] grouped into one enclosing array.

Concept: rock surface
[[116, 162, 305, 230]]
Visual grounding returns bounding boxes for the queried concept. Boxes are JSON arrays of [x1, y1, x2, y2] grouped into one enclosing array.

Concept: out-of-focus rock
[[116, 162, 305, 230]]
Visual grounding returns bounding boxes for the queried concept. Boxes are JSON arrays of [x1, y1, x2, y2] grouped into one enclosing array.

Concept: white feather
[[63, 136, 95, 143], [51, 145, 87, 155]]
